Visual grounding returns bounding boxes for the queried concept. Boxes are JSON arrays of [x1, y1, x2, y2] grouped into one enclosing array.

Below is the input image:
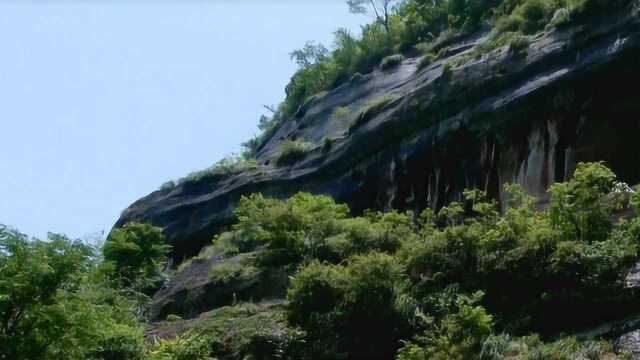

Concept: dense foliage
[[103, 223, 171, 293], [4, 162, 640, 359], [207, 162, 640, 359], [0, 226, 153, 360]]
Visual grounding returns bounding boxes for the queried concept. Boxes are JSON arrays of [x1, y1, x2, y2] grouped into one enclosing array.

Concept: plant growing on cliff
[[417, 53, 436, 71], [276, 140, 314, 166], [380, 53, 405, 70], [5, 162, 640, 359], [178, 155, 259, 186], [347, 0, 400, 48], [208, 262, 258, 286], [508, 34, 530, 56], [350, 94, 398, 132], [330, 106, 351, 123], [103, 222, 171, 293]]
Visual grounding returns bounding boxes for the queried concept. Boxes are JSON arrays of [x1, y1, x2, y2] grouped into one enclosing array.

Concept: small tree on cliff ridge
[[346, 0, 399, 48]]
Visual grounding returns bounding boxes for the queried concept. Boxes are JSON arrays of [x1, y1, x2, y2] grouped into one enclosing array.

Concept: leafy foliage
[[103, 223, 171, 293], [276, 140, 314, 166], [287, 253, 407, 359], [207, 163, 640, 358], [381, 54, 406, 70], [0, 226, 146, 360], [351, 94, 398, 132], [4, 162, 640, 359], [178, 156, 259, 186]]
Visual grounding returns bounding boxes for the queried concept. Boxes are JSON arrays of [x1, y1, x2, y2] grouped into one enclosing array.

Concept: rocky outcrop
[[116, 4, 640, 263], [151, 249, 289, 320]]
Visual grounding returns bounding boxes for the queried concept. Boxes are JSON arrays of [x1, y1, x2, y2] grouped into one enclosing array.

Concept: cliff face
[[116, 5, 640, 263]]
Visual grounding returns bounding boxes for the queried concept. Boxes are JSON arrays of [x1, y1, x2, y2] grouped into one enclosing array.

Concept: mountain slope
[[116, 4, 640, 264]]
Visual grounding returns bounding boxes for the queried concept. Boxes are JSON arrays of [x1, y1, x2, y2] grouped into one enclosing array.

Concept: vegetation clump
[[380, 54, 405, 70], [276, 140, 314, 166], [208, 261, 258, 286], [417, 53, 437, 71], [508, 34, 531, 55], [4, 162, 640, 359], [205, 162, 640, 359], [178, 156, 259, 186], [351, 94, 398, 132], [0, 223, 169, 360], [330, 106, 351, 123]]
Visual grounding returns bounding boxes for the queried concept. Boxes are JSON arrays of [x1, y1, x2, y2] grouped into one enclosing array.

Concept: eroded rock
[[115, 5, 640, 264]]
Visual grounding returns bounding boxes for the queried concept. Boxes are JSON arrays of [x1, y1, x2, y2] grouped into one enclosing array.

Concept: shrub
[[441, 62, 452, 77], [276, 140, 314, 166], [350, 72, 363, 82], [208, 262, 258, 285], [330, 106, 351, 123], [322, 137, 332, 153], [380, 54, 405, 70], [0, 227, 147, 360], [495, 14, 525, 33], [288, 253, 407, 359], [179, 156, 259, 185], [226, 193, 350, 262], [508, 35, 530, 55], [147, 332, 214, 360], [397, 292, 494, 360], [103, 223, 171, 292], [546, 8, 571, 29], [351, 94, 398, 132], [417, 53, 437, 71], [479, 334, 619, 359], [165, 314, 183, 322], [160, 180, 176, 191]]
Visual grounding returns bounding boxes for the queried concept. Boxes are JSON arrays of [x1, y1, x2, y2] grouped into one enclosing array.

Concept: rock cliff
[[116, 4, 640, 267]]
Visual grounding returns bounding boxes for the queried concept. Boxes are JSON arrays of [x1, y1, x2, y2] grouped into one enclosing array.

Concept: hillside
[[6, 0, 640, 359], [119, 1, 640, 263], [113, 0, 640, 358]]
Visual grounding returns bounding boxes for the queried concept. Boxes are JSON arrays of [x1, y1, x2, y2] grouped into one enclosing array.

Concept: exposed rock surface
[[151, 249, 289, 320], [116, 5, 640, 265]]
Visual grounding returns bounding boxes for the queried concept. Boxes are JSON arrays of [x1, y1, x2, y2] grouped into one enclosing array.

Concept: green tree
[[548, 162, 622, 243], [0, 226, 145, 360], [347, 0, 400, 48], [103, 223, 171, 293]]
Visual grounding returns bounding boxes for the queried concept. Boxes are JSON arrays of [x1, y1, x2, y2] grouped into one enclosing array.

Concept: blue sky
[[0, 1, 367, 240]]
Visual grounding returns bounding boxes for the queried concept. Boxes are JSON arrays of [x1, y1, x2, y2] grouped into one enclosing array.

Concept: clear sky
[[0, 0, 367, 240]]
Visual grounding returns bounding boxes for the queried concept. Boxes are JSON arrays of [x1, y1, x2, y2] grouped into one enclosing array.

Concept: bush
[[179, 156, 259, 186], [288, 253, 407, 359], [160, 180, 176, 191], [103, 223, 171, 292], [351, 94, 398, 132], [546, 8, 571, 29], [397, 292, 493, 360], [208, 262, 258, 285], [417, 53, 437, 71], [479, 334, 620, 359], [0, 227, 146, 360], [322, 137, 333, 153], [508, 35, 530, 55], [276, 140, 314, 166], [441, 62, 452, 77], [380, 54, 405, 70], [330, 106, 351, 123], [147, 333, 214, 360], [495, 14, 525, 33]]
